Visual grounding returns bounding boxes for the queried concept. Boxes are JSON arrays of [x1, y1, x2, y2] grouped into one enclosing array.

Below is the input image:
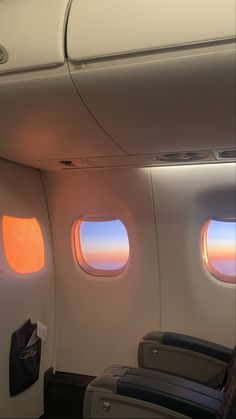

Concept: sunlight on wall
[[202, 219, 236, 283], [2, 216, 45, 274], [73, 219, 129, 276]]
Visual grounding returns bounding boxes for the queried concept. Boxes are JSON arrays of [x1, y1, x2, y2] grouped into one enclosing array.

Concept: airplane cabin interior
[[0, 1, 235, 418]]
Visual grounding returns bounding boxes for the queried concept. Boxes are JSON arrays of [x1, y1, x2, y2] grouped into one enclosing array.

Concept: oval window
[[202, 219, 236, 283], [2, 216, 45, 274], [73, 219, 130, 276]]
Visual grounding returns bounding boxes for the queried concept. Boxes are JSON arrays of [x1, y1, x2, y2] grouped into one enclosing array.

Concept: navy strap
[[162, 332, 232, 363], [130, 368, 224, 400]]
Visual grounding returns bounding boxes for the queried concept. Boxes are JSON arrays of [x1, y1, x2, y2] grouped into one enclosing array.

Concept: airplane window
[[73, 219, 129, 276], [2, 216, 45, 274], [202, 219, 236, 283]]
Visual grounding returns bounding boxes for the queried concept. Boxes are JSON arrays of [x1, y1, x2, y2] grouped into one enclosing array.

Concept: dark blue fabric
[[9, 320, 41, 396], [218, 346, 236, 419], [162, 332, 232, 363], [129, 368, 223, 400], [118, 374, 220, 419]]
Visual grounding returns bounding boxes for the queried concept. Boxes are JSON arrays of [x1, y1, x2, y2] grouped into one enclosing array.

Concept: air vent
[[36, 158, 95, 171], [0, 45, 8, 64], [59, 160, 77, 168], [213, 149, 236, 161], [156, 151, 212, 162], [88, 150, 215, 168], [58, 159, 94, 169]]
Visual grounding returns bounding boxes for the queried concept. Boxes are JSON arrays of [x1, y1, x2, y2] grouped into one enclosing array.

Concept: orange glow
[[202, 220, 210, 266], [2, 216, 45, 274]]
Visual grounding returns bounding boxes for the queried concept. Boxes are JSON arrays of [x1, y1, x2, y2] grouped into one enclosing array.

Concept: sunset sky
[[79, 220, 129, 270], [206, 220, 235, 278]]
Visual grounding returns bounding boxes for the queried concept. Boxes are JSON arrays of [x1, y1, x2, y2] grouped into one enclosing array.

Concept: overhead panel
[[67, 0, 235, 62], [0, 0, 235, 170], [0, 0, 127, 168], [0, 0, 71, 73], [67, 0, 235, 156], [69, 43, 235, 154], [0, 66, 126, 167]]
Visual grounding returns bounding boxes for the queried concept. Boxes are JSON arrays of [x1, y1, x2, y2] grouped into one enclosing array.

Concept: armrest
[[129, 368, 223, 400], [117, 373, 222, 419], [142, 331, 233, 363], [84, 365, 223, 419]]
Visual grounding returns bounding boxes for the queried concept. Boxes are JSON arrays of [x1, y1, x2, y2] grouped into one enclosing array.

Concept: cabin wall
[[45, 163, 235, 377], [44, 168, 160, 375], [0, 159, 55, 419], [151, 163, 236, 347]]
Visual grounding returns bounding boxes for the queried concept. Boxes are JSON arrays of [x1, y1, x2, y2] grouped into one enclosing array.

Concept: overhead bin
[[0, 0, 71, 73], [0, 0, 126, 169], [69, 44, 235, 154], [0, 65, 126, 168], [67, 0, 235, 62], [67, 1, 235, 155], [0, 0, 235, 170]]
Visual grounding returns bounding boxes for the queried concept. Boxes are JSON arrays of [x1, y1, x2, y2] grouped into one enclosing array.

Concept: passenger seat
[[138, 331, 234, 389], [83, 333, 236, 418]]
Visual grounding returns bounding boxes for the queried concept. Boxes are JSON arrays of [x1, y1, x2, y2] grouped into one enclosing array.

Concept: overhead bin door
[[0, 0, 71, 73], [68, 44, 235, 155], [67, 1, 235, 155], [67, 0, 234, 62]]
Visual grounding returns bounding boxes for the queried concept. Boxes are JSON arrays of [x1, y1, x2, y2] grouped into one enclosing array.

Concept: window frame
[[201, 218, 236, 284], [72, 217, 130, 277]]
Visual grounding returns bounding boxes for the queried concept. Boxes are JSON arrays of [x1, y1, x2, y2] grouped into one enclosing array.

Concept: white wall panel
[[0, 159, 55, 418], [151, 163, 236, 348], [45, 168, 160, 375]]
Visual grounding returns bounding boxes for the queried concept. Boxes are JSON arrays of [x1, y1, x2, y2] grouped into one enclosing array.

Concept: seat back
[[218, 345, 236, 419]]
